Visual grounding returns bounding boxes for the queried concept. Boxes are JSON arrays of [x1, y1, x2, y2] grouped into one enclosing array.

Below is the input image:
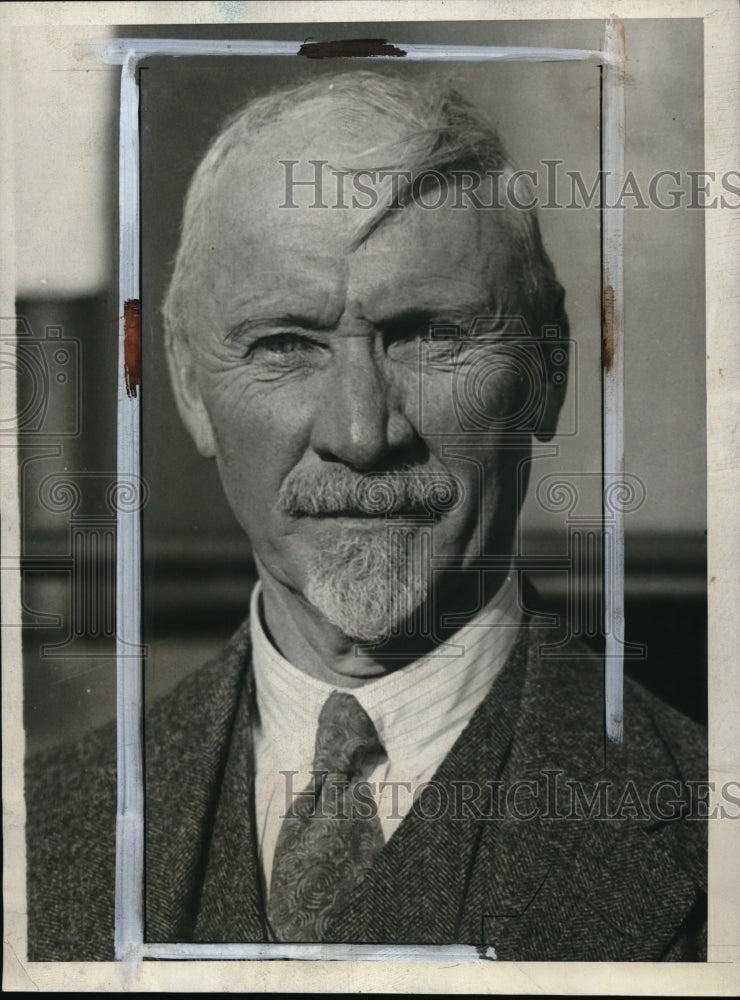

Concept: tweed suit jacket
[[26, 614, 707, 961]]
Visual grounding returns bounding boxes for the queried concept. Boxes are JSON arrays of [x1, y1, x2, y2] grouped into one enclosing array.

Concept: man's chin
[[302, 525, 431, 646]]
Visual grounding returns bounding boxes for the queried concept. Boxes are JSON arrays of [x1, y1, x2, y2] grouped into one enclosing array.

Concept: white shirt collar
[[250, 573, 522, 782]]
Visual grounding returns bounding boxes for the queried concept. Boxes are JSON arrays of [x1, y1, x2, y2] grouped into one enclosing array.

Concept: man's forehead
[[209, 202, 517, 337], [197, 103, 521, 326], [217, 250, 505, 335], [203, 132, 512, 264]]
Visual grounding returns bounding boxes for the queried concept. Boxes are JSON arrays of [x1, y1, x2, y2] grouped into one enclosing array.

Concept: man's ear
[[164, 329, 217, 459], [535, 346, 569, 442], [534, 295, 570, 443]]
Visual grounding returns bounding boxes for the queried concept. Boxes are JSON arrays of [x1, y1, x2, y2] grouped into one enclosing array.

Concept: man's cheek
[[417, 360, 528, 440], [416, 369, 466, 437]]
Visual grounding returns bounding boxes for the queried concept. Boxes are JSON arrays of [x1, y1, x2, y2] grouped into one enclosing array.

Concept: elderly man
[[27, 70, 706, 961]]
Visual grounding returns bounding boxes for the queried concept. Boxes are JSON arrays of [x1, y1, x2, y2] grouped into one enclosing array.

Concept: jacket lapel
[[193, 665, 267, 941], [145, 619, 266, 942]]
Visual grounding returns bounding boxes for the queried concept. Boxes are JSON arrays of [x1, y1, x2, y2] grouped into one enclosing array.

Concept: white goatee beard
[[303, 525, 432, 644]]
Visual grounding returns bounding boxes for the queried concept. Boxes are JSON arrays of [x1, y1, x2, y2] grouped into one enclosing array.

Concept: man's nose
[[309, 339, 415, 470]]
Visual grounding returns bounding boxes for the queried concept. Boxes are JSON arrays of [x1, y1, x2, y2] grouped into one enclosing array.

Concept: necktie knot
[[314, 690, 382, 779]]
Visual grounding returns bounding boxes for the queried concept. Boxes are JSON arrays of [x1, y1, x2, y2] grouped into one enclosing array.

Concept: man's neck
[[256, 566, 514, 687]]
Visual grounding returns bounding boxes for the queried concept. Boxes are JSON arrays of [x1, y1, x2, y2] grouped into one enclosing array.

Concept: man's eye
[[387, 324, 465, 365], [246, 333, 321, 361], [407, 323, 461, 343]]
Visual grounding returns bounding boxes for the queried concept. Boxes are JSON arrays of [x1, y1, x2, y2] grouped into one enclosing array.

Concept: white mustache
[[278, 466, 463, 518]]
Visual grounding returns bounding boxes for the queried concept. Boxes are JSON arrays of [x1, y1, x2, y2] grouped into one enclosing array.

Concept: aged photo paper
[[2, 0, 738, 993]]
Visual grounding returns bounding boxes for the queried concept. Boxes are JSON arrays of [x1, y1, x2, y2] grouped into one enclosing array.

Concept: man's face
[[171, 111, 562, 645]]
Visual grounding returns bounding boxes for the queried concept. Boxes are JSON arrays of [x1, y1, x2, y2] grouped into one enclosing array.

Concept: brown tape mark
[[298, 38, 407, 60], [602, 284, 615, 373], [124, 299, 141, 398]]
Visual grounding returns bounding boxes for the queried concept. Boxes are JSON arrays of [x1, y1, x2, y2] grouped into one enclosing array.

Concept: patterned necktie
[[267, 690, 385, 942]]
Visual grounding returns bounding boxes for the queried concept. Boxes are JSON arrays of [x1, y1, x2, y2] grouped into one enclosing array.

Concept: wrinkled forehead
[[192, 100, 523, 322]]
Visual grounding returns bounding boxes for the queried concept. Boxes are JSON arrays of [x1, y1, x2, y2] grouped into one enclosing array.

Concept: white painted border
[[141, 942, 491, 961], [94, 36, 615, 65], [113, 30, 624, 962], [601, 20, 625, 743], [115, 52, 145, 962]]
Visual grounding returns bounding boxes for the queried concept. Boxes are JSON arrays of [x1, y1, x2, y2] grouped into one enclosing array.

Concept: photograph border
[[2, 0, 737, 994]]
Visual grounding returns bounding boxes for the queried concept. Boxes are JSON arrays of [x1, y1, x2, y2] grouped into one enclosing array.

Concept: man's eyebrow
[[225, 305, 497, 342], [225, 315, 329, 341], [376, 306, 491, 332]]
